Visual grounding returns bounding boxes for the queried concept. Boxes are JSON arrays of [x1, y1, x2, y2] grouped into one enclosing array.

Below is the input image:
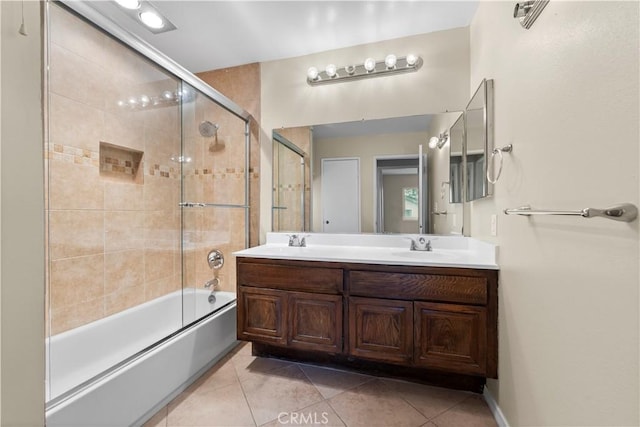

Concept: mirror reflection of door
[[321, 158, 360, 232], [272, 133, 305, 232], [375, 155, 427, 233]]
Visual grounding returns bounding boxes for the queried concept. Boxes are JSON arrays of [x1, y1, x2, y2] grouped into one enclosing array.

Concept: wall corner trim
[[483, 386, 510, 427]]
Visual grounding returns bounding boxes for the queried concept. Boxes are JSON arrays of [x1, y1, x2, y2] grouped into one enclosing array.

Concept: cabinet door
[[288, 292, 342, 353], [348, 297, 413, 364], [414, 301, 486, 375], [237, 286, 287, 345]]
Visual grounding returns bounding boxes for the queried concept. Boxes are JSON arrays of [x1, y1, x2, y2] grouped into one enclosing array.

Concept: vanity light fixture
[[428, 133, 448, 149], [307, 54, 422, 86], [513, 0, 549, 29], [113, 0, 176, 34]]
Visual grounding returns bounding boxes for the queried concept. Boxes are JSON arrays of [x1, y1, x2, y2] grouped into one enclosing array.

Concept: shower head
[[199, 120, 219, 138]]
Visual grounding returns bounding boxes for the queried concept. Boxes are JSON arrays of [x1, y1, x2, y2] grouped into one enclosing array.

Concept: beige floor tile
[[184, 354, 240, 394], [431, 394, 497, 427], [328, 379, 428, 427], [381, 378, 470, 420], [299, 364, 374, 399], [143, 405, 168, 427], [232, 353, 293, 382], [259, 400, 345, 427], [241, 364, 324, 426], [167, 381, 255, 427]]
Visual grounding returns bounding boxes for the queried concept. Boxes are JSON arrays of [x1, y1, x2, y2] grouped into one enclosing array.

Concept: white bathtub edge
[[134, 338, 238, 426], [46, 303, 238, 427]]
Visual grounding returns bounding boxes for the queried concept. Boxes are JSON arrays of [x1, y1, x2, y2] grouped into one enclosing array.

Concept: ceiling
[[312, 114, 433, 139], [85, 1, 478, 73]]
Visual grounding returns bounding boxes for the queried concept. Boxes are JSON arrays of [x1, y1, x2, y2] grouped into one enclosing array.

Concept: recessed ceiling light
[[114, 0, 140, 10], [139, 10, 165, 29]]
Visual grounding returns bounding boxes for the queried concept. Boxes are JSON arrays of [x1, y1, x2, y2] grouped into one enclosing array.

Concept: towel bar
[[504, 203, 638, 222]]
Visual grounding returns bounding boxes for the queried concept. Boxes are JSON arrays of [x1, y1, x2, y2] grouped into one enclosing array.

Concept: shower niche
[[99, 142, 144, 184]]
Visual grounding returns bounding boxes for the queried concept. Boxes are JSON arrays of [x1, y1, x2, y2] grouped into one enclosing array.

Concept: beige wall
[[261, 27, 470, 240], [469, 1, 639, 425], [426, 112, 464, 235], [313, 132, 426, 233], [382, 174, 419, 234], [0, 1, 45, 425]]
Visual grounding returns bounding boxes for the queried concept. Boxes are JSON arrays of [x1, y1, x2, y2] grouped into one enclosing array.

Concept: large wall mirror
[[465, 78, 494, 201], [272, 112, 464, 236]]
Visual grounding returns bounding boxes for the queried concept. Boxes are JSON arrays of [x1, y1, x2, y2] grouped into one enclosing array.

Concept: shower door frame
[[59, 0, 252, 248], [46, 0, 253, 407]]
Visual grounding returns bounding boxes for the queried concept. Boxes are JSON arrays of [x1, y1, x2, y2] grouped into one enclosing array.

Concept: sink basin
[[390, 250, 456, 260]]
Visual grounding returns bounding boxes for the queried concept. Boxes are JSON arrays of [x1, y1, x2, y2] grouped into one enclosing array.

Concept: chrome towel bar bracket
[[504, 203, 638, 222]]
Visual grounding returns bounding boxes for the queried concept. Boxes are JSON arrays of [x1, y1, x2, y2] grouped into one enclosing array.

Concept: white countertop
[[234, 233, 498, 270]]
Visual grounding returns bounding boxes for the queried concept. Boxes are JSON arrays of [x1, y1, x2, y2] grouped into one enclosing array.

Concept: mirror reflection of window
[[403, 187, 419, 220]]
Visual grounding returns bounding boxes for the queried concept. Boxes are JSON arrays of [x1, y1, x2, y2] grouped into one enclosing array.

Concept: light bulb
[[140, 95, 150, 106], [364, 57, 376, 72], [325, 64, 337, 78], [139, 11, 165, 29], [307, 67, 319, 81], [127, 96, 138, 105], [384, 54, 397, 69], [429, 136, 440, 149], [162, 90, 174, 100], [406, 54, 418, 66], [345, 65, 356, 75], [115, 0, 140, 10]]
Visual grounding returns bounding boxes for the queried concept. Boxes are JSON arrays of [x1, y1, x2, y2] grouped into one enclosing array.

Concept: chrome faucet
[[409, 235, 432, 251], [287, 234, 307, 247]]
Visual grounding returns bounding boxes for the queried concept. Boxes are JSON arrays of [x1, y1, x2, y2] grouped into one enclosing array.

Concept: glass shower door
[[272, 132, 306, 232], [46, 2, 183, 402], [181, 82, 248, 325]]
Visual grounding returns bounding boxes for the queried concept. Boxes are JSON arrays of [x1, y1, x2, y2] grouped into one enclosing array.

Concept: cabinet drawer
[[238, 262, 343, 294], [350, 271, 486, 305]]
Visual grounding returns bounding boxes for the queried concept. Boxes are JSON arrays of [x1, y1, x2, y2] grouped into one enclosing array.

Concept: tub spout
[[204, 278, 219, 289]]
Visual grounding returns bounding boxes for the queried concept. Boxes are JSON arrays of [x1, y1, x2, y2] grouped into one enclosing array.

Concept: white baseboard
[[483, 386, 510, 427]]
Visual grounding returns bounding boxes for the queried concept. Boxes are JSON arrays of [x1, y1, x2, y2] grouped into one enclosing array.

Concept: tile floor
[[143, 342, 498, 427]]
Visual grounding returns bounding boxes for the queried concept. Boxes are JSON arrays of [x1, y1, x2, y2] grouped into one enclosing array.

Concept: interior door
[[321, 158, 360, 232]]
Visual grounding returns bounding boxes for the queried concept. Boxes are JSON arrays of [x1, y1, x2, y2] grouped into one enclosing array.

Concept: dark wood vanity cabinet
[[237, 258, 498, 382], [237, 260, 343, 354], [348, 297, 414, 364]]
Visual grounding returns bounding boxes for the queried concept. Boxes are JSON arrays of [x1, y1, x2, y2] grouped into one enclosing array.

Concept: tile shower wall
[[195, 64, 261, 290], [47, 5, 181, 335], [180, 90, 249, 294]]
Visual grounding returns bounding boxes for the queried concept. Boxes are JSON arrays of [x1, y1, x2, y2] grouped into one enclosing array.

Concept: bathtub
[[46, 289, 238, 426]]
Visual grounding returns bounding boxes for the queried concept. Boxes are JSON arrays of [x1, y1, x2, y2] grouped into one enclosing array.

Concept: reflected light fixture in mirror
[[307, 54, 422, 85], [429, 133, 448, 149]]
